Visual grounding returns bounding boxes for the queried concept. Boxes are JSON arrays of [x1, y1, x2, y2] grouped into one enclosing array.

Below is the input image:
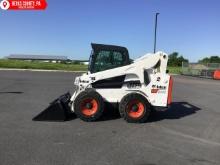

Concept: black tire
[[74, 89, 104, 122], [119, 93, 151, 123]]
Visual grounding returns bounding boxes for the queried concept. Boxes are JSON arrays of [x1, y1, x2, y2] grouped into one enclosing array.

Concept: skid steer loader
[[34, 43, 173, 123]]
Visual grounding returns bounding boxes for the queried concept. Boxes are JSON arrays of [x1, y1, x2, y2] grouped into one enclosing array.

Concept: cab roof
[[91, 43, 129, 55]]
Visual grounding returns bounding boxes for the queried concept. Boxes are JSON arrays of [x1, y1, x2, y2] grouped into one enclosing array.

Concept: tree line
[[168, 52, 220, 67], [168, 52, 188, 67], [198, 56, 220, 63]]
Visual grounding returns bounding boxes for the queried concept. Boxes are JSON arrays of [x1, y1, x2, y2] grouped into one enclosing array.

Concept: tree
[[168, 52, 188, 67], [199, 56, 220, 63]]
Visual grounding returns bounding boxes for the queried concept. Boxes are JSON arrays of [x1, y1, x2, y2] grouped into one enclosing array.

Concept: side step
[[32, 92, 72, 121]]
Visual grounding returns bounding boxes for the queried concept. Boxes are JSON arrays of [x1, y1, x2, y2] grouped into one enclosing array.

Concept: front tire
[[119, 93, 151, 123], [74, 89, 104, 122]]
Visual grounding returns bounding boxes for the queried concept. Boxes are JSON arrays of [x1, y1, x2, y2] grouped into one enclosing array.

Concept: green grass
[[167, 66, 181, 74], [0, 59, 88, 71], [0, 59, 182, 74]]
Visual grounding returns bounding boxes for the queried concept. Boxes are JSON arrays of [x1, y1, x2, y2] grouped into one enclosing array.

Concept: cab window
[[93, 50, 124, 72]]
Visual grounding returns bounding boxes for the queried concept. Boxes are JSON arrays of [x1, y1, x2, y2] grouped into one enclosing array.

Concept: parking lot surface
[[0, 70, 220, 165]]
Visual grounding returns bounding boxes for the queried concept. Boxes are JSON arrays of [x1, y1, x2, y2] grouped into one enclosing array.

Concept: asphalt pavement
[[0, 70, 220, 165]]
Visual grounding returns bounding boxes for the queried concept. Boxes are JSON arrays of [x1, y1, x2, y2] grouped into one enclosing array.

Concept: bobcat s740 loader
[[34, 43, 173, 123]]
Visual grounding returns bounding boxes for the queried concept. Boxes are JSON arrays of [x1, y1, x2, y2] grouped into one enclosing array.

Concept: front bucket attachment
[[33, 92, 72, 121]]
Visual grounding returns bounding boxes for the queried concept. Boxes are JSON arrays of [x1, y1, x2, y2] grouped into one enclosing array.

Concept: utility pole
[[154, 13, 160, 53]]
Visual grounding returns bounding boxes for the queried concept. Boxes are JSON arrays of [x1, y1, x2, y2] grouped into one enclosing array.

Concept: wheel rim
[[80, 98, 98, 116], [127, 100, 145, 119]]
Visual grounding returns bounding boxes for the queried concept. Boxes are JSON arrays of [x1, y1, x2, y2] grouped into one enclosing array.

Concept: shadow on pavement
[[33, 102, 120, 122], [0, 91, 23, 94], [149, 102, 201, 122], [99, 108, 121, 121], [33, 101, 199, 123]]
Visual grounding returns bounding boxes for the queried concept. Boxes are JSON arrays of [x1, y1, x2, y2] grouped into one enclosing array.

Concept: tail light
[[167, 76, 173, 105]]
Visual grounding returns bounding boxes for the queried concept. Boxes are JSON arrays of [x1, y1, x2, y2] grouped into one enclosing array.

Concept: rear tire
[[119, 93, 151, 123], [74, 89, 104, 122]]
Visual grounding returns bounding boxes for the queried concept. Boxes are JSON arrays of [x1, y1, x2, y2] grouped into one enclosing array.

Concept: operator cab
[[88, 43, 130, 73]]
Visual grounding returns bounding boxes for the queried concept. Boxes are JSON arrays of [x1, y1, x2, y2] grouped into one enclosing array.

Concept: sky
[[0, 0, 219, 62]]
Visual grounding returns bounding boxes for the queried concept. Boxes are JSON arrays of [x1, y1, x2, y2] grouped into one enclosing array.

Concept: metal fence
[[182, 62, 220, 78]]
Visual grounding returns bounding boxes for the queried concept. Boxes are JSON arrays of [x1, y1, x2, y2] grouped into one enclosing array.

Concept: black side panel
[[92, 75, 126, 89], [144, 70, 150, 86]]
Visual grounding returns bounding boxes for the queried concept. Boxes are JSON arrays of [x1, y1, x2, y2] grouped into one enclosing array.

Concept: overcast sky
[[0, 0, 219, 62]]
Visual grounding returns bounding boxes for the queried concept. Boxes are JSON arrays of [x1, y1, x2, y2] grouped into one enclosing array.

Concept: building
[[80, 61, 89, 65], [6, 54, 68, 63]]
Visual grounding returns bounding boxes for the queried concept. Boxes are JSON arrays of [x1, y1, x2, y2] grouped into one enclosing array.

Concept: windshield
[[93, 50, 125, 73]]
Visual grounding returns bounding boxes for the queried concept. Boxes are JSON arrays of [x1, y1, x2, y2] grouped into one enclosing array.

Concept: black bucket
[[33, 92, 73, 121]]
